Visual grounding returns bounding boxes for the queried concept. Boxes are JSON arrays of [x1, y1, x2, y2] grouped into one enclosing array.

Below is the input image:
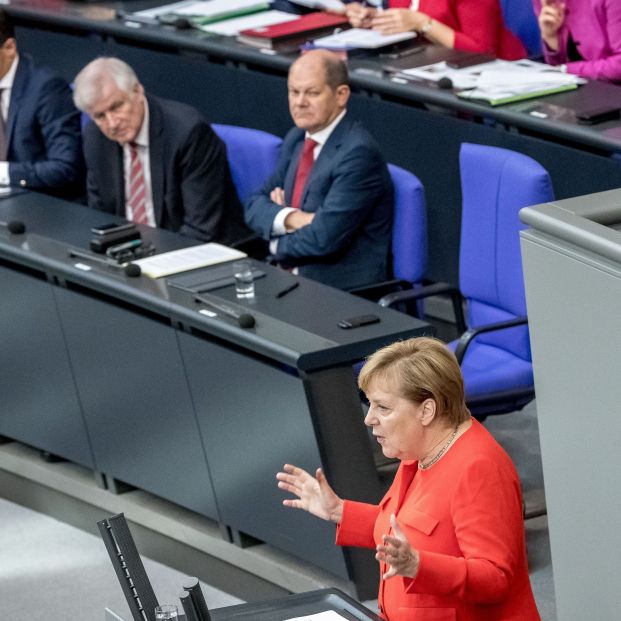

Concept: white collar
[[306, 108, 347, 146], [132, 97, 150, 148]]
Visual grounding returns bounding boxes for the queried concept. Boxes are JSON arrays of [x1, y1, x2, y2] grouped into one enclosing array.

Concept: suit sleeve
[[335, 500, 379, 549], [565, 0, 621, 81], [177, 122, 231, 241], [83, 124, 105, 212], [274, 142, 389, 260], [451, 0, 503, 54], [404, 458, 524, 604], [244, 140, 294, 240], [8, 76, 83, 190]]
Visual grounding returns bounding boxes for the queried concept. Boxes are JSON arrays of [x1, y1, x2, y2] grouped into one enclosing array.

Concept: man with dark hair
[[0, 9, 84, 199], [74, 57, 249, 245], [245, 49, 393, 290]]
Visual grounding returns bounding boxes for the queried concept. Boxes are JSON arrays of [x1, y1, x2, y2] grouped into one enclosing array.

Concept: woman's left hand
[[376, 514, 420, 579], [371, 9, 424, 35]]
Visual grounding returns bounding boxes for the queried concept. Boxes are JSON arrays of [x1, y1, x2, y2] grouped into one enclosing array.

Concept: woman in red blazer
[[343, 0, 525, 60], [277, 337, 540, 621]]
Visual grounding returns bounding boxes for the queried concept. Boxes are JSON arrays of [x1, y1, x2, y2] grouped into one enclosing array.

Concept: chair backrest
[[500, 0, 542, 56], [212, 124, 282, 204], [387, 163, 427, 285], [459, 143, 553, 360]]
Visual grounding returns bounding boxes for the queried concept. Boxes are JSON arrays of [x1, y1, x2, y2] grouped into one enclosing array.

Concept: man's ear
[[336, 84, 351, 107]]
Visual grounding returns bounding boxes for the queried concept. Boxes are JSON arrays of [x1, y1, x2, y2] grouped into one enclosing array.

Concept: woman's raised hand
[[276, 464, 344, 523], [538, 0, 566, 51]]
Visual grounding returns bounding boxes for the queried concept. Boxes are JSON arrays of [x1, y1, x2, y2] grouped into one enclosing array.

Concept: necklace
[[418, 424, 460, 470]]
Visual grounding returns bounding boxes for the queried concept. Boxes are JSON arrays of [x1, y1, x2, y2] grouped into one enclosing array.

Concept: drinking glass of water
[[155, 604, 178, 620], [233, 259, 255, 299]]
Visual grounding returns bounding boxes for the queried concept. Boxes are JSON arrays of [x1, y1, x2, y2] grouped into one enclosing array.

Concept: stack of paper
[[287, 0, 345, 9], [199, 10, 297, 35], [133, 0, 269, 25], [458, 62, 583, 106], [312, 27, 416, 50]]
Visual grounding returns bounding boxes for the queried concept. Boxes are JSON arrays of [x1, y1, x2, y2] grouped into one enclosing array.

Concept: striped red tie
[[128, 142, 148, 225]]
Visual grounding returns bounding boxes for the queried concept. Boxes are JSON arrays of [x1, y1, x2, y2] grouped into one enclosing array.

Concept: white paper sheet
[[133, 243, 246, 278], [284, 611, 349, 621]]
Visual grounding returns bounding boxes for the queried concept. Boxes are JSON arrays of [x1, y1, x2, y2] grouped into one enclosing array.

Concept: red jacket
[[389, 0, 526, 59], [336, 420, 540, 621]]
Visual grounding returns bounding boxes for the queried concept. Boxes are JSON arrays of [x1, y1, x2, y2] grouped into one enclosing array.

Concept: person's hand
[[376, 514, 420, 579], [371, 9, 421, 35], [270, 186, 286, 206], [344, 2, 376, 28], [538, 0, 565, 51], [276, 464, 344, 523], [284, 210, 315, 231]]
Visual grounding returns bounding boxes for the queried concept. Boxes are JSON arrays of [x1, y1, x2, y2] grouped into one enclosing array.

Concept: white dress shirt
[[122, 99, 156, 227], [0, 54, 19, 186]]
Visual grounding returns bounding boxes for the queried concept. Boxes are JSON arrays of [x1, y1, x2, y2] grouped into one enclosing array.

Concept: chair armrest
[[379, 283, 467, 333], [349, 279, 408, 301], [454, 316, 528, 365]]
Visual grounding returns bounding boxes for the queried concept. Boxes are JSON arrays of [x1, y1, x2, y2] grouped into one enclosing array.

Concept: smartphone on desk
[[91, 222, 137, 236]]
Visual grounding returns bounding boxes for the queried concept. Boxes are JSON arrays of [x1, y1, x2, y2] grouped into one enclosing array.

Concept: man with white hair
[[74, 57, 249, 244]]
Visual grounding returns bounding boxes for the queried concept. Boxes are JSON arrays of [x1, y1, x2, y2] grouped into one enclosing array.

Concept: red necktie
[[290, 138, 317, 209], [389, 0, 412, 7], [128, 142, 148, 225]]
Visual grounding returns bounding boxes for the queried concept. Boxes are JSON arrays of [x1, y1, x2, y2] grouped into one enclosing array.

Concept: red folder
[[237, 12, 350, 53]]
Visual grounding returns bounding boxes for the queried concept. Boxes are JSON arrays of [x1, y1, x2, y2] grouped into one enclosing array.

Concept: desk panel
[[0, 263, 94, 467], [54, 287, 219, 519]]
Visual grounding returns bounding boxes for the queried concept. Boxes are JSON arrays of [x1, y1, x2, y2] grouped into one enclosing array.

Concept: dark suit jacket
[[244, 114, 393, 290], [84, 94, 249, 245], [7, 54, 84, 200]]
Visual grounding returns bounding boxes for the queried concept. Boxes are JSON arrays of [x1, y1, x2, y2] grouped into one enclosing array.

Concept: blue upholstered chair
[[380, 143, 554, 417], [500, 0, 542, 57], [212, 124, 282, 204], [351, 164, 427, 307]]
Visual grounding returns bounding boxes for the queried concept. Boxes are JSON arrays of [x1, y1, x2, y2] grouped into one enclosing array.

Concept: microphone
[[195, 293, 256, 329], [124, 263, 142, 278], [0, 220, 26, 234], [438, 76, 453, 89]]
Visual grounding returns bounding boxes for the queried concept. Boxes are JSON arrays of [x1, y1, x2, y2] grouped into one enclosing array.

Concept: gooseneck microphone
[[0, 220, 26, 234], [124, 263, 142, 278], [437, 76, 454, 90], [194, 293, 256, 329]]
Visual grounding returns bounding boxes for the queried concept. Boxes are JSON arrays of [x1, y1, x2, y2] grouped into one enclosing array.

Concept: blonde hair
[[358, 337, 469, 427]]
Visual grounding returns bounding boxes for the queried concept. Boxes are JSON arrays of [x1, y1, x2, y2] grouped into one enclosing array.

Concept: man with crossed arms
[[244, 50, 393, 290]]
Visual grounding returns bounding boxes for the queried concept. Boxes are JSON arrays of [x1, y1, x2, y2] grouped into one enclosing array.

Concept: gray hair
[[73, 57, 140, 112]]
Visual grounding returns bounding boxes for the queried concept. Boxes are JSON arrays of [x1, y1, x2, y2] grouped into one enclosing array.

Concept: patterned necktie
[[0, 88, 7, 161], [127, 142, 148, 225], [290, 138, 317, 209]]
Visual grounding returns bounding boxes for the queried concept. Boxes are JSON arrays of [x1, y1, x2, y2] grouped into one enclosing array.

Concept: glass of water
[[155, 604, 178, 620], [233, 259, 255, 299]]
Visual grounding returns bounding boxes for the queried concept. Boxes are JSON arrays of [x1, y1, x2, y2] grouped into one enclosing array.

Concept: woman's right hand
[[538, 0, 565, 51], [343, 2, 376, 28], [276, 464, 344, 523]]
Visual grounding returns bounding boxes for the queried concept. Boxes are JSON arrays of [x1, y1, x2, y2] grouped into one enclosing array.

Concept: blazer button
[[19, 179, 27, 187]]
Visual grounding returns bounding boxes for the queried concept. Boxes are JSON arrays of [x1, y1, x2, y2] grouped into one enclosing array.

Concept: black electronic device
[[91, 222, 137, 236], [0, 219, 26, 234], [97, 513, 160, 621], [90, 228, 141, 254], [338, 314, 380, 329], [576, 104, 621, 125]]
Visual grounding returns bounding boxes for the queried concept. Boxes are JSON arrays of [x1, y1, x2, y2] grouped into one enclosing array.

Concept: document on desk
[[199, 10, 297, 35], [284, 611, 349, 621], [133, 244, 246, 278], [312, 28, 416, 49], [134, 0, 269, 23], [288, 0, 345, 9]]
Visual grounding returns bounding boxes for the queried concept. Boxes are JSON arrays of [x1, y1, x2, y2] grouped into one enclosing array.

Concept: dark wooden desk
[[6, 0, 621, 285], [0, 191, 431, 598]]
